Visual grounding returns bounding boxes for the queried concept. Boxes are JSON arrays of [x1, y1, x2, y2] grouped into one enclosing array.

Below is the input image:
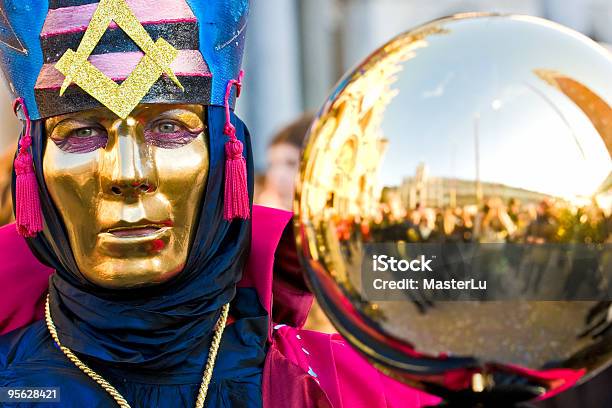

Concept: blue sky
[[376, 16, 612, 199]]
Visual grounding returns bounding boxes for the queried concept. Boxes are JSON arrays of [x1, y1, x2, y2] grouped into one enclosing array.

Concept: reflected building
[[300, 26, 448, 224], [398, 163, 555, 209]]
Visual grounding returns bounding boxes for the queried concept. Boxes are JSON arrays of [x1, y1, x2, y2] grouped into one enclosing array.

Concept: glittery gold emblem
[[55, 0, 184, 119]]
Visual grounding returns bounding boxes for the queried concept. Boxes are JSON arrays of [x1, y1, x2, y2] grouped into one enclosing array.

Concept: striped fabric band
[[41, 21, 199, 64], [42, 0, 197, 38], [34, 0, 212, 118], [36, 50, 211, 90]]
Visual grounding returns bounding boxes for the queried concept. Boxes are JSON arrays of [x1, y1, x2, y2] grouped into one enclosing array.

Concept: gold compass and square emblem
[[54, 0, 184, 119]]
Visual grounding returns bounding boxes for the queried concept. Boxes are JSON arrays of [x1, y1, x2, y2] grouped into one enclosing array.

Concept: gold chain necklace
[[45, 295, 229, 408]]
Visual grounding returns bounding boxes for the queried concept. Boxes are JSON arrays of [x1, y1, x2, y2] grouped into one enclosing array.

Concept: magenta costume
[[0, 205, 440, 408]]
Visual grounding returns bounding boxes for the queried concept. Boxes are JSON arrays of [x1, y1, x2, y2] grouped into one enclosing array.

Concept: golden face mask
[[43, 104, 208, 288]]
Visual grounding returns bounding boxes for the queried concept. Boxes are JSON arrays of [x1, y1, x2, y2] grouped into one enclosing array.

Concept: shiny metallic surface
[[296, 14, 612, 399], [44, 104, 208, 288]]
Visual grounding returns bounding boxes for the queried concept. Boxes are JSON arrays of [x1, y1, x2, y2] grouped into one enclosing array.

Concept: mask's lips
[[106, 224, 166, 238]]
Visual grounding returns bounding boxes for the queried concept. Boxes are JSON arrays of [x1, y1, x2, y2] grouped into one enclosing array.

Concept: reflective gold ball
[[296, 13, 612, 404]]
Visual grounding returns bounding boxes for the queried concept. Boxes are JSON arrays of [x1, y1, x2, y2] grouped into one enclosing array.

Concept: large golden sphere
[[296, 13, 612, 405]]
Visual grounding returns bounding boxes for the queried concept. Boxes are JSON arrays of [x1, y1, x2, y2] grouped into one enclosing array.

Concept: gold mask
[[43, 104, 208, 288]]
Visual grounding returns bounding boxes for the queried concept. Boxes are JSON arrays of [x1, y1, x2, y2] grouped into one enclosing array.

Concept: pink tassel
[[223, 71, 250, 221], [12, 98, 43, 237], [224, 137, 250, 220]]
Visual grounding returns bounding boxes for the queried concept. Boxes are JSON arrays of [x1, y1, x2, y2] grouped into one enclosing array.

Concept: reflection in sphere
[[295, 13, 612, 404]]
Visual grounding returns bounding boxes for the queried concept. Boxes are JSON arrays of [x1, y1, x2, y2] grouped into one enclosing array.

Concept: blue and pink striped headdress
[[0, 0, 251, 236]]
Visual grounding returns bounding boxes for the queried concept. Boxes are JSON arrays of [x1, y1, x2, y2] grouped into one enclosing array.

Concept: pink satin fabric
[[0, 223, 52, 334], [266, 326, 440, 408]]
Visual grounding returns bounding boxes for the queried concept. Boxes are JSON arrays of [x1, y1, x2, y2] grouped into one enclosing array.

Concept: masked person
[[0, 1, 437, 407]]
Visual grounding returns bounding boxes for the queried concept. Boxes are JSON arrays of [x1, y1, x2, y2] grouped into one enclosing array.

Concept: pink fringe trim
[[223, 70, 250, 221], [12, 98, 44, 238]]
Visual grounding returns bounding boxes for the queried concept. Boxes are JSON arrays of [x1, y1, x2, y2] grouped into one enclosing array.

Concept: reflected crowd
[[355, 196, 612, 301], [368, 197, 611, 245]]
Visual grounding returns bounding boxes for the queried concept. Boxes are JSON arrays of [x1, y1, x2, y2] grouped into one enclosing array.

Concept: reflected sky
[[380, 16, 612, 199]]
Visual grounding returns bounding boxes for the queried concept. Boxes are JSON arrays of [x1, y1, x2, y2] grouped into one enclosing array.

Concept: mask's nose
[[100, 117, 158, 199]]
